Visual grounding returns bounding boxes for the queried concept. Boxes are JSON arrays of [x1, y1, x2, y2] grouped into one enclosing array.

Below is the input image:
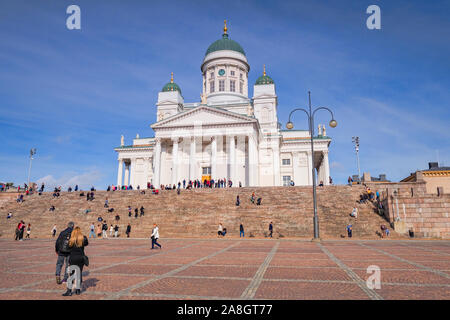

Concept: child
[[26, 224, 31, 239]]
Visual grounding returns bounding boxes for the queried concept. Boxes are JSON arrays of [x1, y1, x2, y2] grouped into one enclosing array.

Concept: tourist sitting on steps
[[217, 223, 223, 237], [256, 197, 262, 205], [346, 224, 353, 238], [250, 192, 255, 204], [318, 181, 324, 187], [350, 207, 358, 219], [49, 205, 55, 212], [7, 212, 12, 219], [236, 195, 240, 206], [107, 208, 114, 213]]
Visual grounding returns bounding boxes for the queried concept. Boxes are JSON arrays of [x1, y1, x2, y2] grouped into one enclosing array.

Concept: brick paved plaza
[[0, 238, 449, 300]]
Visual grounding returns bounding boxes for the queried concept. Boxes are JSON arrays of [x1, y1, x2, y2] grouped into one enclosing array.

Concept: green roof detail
[[255, 65, 274, 85], [205, 33, 246, 56], [255, 75, 274, 85], [161, 72, 182, 94]]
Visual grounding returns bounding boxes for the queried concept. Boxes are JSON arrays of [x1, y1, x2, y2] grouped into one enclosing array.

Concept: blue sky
[[0, 0, 449, 189]]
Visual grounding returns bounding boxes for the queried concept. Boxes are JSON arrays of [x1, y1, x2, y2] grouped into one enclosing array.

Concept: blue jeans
[[55, 255, 69, 279], [89, 230, 96, 238], [240, 231, 244, 237], [152, 238, 161, 249]]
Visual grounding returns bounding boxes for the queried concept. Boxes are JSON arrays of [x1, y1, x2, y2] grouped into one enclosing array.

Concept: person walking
[[126, 223, 131, 238], [134, 208, 138, 218], [52, 224, 57, 237], [62, 226, 89, 296], [55, 221, 74, 285], [88, 223, 96, 238], [151, 224, 161, 249], [114, 225, 119, 237], [128, 206, 132, 217], [269, 222, 273, 238], [109, 224, 114, 237], [140, 206, 145, 217], [25, 224, 31, 239], [239, 223, 244, 238]]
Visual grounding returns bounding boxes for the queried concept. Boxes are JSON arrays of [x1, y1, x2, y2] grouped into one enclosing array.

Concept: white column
[[189, 136, 196, 181], [293, 152, 299, 185], [117, 159, 123, 187], [272, 142, 280, 186], [227, 135, 236, 184], [172, 138, 179, 186], [129, 159, 135, 187], [249, 135, 257, 186], [306, 151, 313, 185], [211, 136, 217, 180], [143, 157, 149, 189], [154, 138, 161, 187], [124, 161, 130, 186], [323, 150, 330, 185]]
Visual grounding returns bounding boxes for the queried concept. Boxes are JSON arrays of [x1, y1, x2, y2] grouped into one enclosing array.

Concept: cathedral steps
[[0, 186, 405, 239]]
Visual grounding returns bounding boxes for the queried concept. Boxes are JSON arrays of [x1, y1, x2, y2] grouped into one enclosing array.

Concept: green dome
[[162, 82, 182, 94], [161, 72, 182, 94], [205, 34, 246, 56], [255, 75, 274, 85]]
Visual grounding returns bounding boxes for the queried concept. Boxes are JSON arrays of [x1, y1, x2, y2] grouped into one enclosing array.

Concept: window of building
[[230, 80, 235, 92], [202, 167, 211, 174], [240, 73, 243, 80], [231, 71, 235, 76], [219, 80, 225, 91], [210, 81, 215, 93], [283, 176, 291, 186], [210, 72, 214, 79], [282, 159, 291, 165], [239, 82, 243, 94]]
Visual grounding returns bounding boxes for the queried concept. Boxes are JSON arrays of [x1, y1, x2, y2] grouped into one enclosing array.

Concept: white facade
[[115, 26, 332, 189]]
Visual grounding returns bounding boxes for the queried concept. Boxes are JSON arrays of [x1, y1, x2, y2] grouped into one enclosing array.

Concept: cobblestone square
[[0, 238, 449, 300]]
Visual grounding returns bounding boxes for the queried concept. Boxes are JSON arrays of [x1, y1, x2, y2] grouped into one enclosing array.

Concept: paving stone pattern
[[0, 238, 449, 300]]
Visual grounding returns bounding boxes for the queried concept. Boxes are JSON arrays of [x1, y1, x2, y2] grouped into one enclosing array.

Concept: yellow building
[[401, 162, 450, 194]]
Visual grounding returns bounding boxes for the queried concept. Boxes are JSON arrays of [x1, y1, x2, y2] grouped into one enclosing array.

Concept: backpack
[[59, 233, 71, 253]]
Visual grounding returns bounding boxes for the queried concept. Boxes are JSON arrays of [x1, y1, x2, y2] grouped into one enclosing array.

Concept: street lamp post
[[352, 136, 361, 183], [286, 91, 337, 239], [27, 148, 36, 189]]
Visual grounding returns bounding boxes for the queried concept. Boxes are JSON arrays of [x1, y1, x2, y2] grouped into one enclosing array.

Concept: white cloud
[[36, 169, 102, 191]]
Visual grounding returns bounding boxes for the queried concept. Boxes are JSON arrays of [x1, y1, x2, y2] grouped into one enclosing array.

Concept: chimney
[[428, 162, 438, 169]]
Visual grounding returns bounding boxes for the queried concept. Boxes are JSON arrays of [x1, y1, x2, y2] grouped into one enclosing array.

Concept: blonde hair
[[69, 227, 84, 247]]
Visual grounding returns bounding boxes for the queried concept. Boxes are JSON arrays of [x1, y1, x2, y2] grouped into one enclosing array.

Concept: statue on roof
[[322, 125, 326, 136], [200, 92, 207, 105], [120, 135, 124, 146]]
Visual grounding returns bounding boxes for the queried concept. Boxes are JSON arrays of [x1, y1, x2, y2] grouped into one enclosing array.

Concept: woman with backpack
[[62, 226, 88, 296]]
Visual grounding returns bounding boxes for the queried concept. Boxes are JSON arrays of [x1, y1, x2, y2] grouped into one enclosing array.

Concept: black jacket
[[68, 236, 89, 265], [55, 227, 73, 255]]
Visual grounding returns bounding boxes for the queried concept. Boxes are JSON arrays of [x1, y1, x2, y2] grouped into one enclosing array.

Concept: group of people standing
[[14, 220, 31, 240]]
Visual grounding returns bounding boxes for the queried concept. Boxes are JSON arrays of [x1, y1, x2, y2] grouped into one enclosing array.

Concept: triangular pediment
[[151, 105, 256, 129]]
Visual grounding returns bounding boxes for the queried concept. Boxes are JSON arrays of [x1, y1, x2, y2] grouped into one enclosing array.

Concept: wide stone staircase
[[0, 185, 404, 239]]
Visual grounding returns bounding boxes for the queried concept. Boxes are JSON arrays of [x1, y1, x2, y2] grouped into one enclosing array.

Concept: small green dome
[[255, 75, 274, 85], [161, 72, 182, 94], [255, 65, 274, 85], [162, 82, 181, 93], [205, 33, 246, 56]]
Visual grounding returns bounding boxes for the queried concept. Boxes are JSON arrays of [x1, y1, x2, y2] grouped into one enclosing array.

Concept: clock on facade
[[218, 69, 225, 76]]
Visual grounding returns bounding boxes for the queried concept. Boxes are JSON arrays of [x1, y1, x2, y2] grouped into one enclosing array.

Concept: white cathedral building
[[115, 22, 332, 188]]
